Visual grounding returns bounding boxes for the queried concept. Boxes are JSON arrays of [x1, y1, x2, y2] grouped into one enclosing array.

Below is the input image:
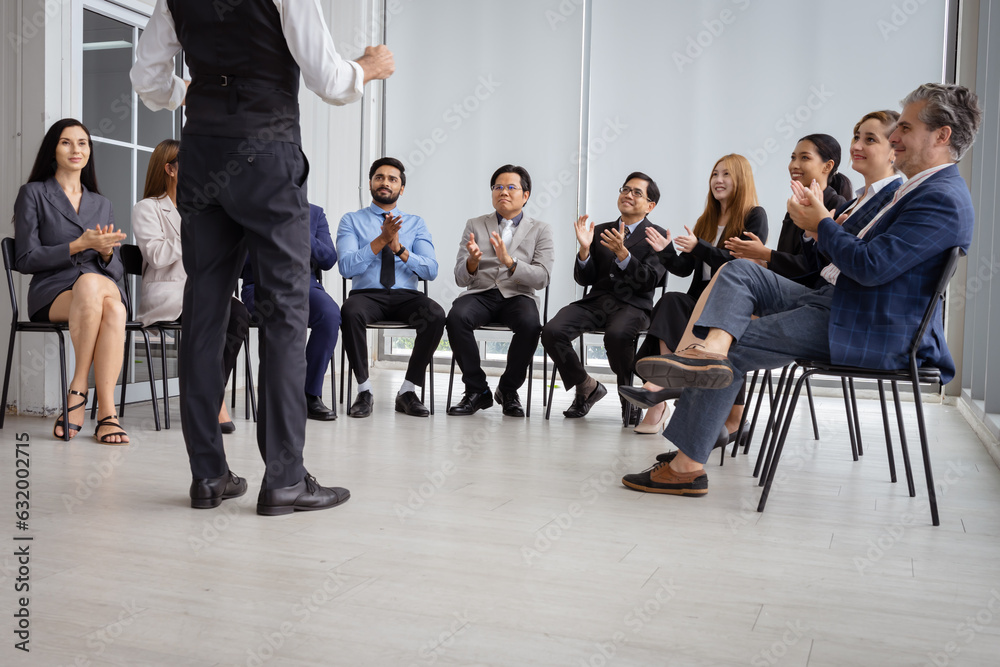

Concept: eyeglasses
[[619, 186, 647, 199], [491, 184, 523, 192]]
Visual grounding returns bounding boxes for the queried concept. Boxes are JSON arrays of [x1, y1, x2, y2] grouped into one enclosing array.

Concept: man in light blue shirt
[[338, 157, 444, 418]]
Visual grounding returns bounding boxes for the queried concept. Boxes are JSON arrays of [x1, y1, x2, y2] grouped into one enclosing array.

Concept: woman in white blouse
[[132, 139, 249, 433]]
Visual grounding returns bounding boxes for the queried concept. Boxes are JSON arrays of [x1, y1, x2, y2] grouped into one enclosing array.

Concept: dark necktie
[[624, 225, 632, 239], [380, 213, 395, 289]]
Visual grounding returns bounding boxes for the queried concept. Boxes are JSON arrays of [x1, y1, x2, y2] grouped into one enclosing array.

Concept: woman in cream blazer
[[133, 139, 249, 433]]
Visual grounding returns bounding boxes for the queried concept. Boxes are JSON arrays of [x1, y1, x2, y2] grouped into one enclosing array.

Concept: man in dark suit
[[541, 172, 667, 423], [623, 83, 982, 497], [446, 165, 555, 417], [242, 203, 340, 421], [131, 0, 394, 514]]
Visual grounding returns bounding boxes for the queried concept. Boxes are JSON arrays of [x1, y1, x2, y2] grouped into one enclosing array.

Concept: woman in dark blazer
[[13, 119, 129, 444], [627, 154, 767, 434]]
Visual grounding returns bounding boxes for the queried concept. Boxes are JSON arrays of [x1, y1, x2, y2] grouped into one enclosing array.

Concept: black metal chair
[[545, 275, 668, 426], [756, 246, 966, 526], [445, 285, 549, 417], [0, 238, 72, 439], [338, 277, 435, 414]]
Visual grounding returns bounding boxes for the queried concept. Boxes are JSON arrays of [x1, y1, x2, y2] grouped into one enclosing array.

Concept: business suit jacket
[[132, 195, 185, 325], [799, 178, 903, 283], [819, 165, 972, 382], [575, 218, 667, 312], [13, 177, 125, 319], [656, 206, 768, 301], [453, 212, 554, 310]]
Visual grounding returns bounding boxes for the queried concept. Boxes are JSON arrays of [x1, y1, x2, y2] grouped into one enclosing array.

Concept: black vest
[[167, 0, 301, 144]]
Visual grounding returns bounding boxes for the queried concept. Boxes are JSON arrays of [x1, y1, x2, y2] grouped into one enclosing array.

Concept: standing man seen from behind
[[541, 173, 668, 424], [338, 158, 445, 419], [131, 0, 394, 514], [446, 165, 554, 417]]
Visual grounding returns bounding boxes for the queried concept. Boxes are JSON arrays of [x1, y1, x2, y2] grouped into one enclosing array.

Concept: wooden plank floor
[[3, 371, 1000, 667]]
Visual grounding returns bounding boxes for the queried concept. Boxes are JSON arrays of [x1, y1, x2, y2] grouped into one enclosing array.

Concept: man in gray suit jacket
[[446, 165, 554, 417]]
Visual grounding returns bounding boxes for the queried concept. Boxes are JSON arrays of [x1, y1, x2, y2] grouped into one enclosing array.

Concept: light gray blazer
[[453, 212, 554, 309], [13, 177, 125, 319], [132, 195, 185, 325]]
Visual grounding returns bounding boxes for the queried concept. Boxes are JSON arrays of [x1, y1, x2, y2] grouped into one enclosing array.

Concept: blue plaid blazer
[[817, 165, 973, 383]]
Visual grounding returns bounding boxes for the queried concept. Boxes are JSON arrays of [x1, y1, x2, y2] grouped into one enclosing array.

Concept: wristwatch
[[509, 257, 518, 272], [394, 245, 406, 257]]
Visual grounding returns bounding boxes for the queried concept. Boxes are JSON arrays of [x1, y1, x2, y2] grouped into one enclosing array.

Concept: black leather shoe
[[256, 474, 350, 516], [219, 421, 236, 434], [306, 394, 337, 421], [495, 388, 524, 417], [190, 470, 247, 509], [348, 390, 373, 418], [395, 391, 430, 417], [564, 382, 607, 418], [618, 385, 684, 409], [448, 389, 493, 416]]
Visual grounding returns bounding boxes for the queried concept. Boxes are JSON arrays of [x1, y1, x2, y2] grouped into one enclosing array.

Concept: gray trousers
[[662, 260, 834, 463], [177, 137, 310, 489]]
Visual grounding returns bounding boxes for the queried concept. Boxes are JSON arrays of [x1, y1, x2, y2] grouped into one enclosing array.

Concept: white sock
[[398, 380, 417, 395], [357, 380, 372, 393]]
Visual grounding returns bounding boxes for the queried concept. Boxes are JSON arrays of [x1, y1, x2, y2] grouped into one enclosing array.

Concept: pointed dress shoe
[[306, 393, 337, 421], [495, 388, 524, 417], [564, 382, 607, 418], [448, 389, 493, 416], [395, 391, 430, 417], [655, 422, 747, 462], [256, 474, 350, 516], [618, 385, 683, 409], [190, 470, 248, 509], [220, 421, 236, 434], [348, 390, 374, 418]]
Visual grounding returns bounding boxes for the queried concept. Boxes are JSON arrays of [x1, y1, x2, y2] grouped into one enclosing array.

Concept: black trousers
[[541, 294, 649, 391], [446, 290, 541, 394], [340, 288, 445, 386], [177, 137, 310, 489]]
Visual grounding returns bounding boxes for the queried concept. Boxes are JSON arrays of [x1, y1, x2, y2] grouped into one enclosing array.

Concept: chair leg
[[849, 378, 864, 456], [0, 326, 18, 429], [118, 330, 132, 418], [428, 359, 434, 415], [56, 332, 70, 441], [754, 365, 790, 479], [339, 345, 346, 405], [245, 346, 257, 422], [805, 378, 820, 440], [891, 380, 916, 497], [757, 374, 808, 513], [841, 378, 859, 461], [877, 380, 896, 483], [446, 356, 456, 412], [525, 358, 533, 418], [757, 365, 797, 485], [140, 330, 160, 431], [909, 368, 939, 526], [742, 369, 770, 456], [545, 370, 556, 420], [329, 354, 337, 419], [731, 370, 759, 459], [542, 353, 547, 407], [159, 327, 171, 430], [346, 363, 354, 412]]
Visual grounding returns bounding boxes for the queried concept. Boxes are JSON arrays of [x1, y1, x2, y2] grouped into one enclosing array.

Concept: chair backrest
[[909, 246, 965, 363], [119, 244, 143, 322], [1, 238, 20, 324]]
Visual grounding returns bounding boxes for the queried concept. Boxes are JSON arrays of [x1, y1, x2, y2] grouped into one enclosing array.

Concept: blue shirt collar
[[368, 202, 400, 217]]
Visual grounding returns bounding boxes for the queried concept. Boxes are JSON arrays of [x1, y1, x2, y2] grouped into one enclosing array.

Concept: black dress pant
[[541, 293, 649, 391], [177, 137, 310, 489], [340, 288, 445, 386], [446, 290, 541, 394]]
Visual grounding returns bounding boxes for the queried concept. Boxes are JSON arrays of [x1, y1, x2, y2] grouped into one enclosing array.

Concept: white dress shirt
[[131, 0, 363, 112]]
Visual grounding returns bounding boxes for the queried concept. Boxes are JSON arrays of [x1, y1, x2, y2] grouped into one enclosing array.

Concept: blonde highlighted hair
[[692, 154, 758, 245]]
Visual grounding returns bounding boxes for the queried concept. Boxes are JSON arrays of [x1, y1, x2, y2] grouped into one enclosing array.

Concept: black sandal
[[94, 415, 129, 445], [53, 389, 88, 440]]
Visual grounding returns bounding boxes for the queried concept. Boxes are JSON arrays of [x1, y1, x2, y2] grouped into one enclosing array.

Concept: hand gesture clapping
[[574, 215, 594, 257], [645, 226, 672, 252], [674, 225, 698, 254]]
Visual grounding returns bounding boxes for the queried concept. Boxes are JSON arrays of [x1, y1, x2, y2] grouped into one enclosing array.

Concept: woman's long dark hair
[[26, 118, 101, 194], [799, 133, 852, 200]]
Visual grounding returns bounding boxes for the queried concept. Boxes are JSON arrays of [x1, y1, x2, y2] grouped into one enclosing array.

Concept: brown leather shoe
[[635, 345, 735, 389], [621, 462, 708, 496]]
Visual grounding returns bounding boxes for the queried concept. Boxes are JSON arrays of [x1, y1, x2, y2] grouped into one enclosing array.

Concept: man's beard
[[371, 188, 399, 206]]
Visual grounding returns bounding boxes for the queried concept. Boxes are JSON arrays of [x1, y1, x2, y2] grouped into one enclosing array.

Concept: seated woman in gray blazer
[[132, 139, 249, 434], [13, 119, 129, 444]]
